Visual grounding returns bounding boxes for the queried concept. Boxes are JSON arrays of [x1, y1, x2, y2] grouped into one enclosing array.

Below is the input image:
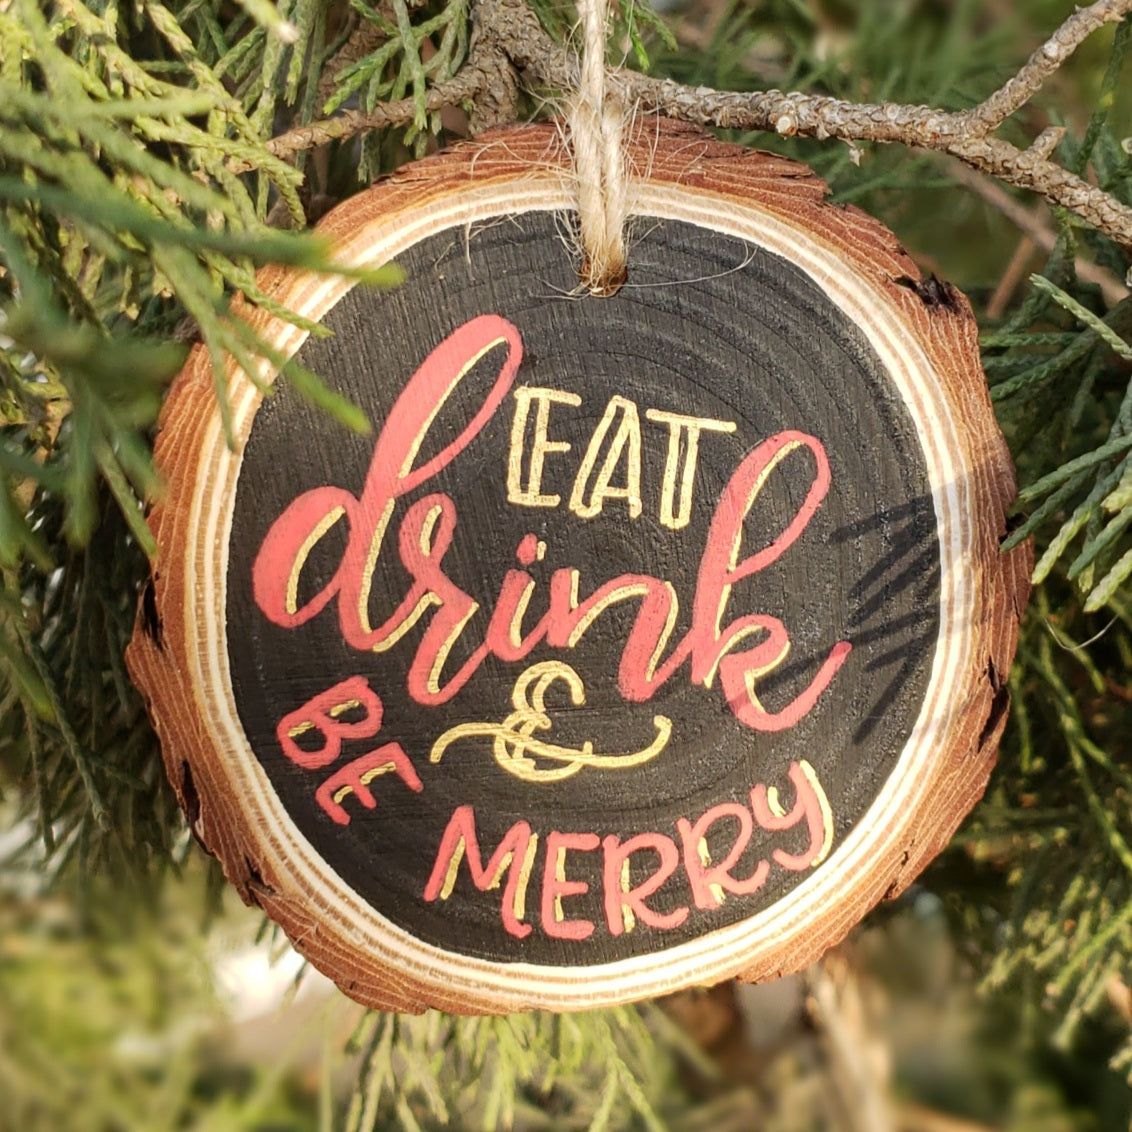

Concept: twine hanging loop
[[566, 0, 628, 295]]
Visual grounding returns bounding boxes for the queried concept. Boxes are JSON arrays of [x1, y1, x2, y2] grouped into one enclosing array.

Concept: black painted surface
[[226, 213, 941, 965]]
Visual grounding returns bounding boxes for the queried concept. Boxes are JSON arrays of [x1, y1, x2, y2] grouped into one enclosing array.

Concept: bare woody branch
[[483, 0, 1132, 249], [263, 0, 1132, 251], [967, 1, 1130, 131], [246, 69, 482, 171]]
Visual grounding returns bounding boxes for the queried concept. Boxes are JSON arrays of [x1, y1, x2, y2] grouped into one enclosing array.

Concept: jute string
[[566, 0, 628, 295]]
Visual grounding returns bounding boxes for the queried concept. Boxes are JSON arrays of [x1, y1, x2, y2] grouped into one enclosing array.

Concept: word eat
[[507, 386, 736, 530]]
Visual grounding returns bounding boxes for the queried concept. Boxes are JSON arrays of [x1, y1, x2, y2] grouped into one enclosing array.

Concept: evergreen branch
[[391, 0, 431, 133], [967, 2, 1129, 132], [0, 179, 332, 267], [1015, 436, 1132, 508], [256, 38, 500, 168], [1033, 464, 1127, 584], [1087, 546, 1132, 611], [341, 1006, 695, 1131], [1030, 274, 1132, 362], [315, 11, 388, 113]]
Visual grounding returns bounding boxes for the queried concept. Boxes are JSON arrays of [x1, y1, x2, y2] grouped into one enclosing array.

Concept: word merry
[[423, 760, 832, 940], [252, 315, 851, 733]]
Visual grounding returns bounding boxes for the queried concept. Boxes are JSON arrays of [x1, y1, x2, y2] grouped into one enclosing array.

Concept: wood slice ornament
[[127, 121, 1032, 1014]]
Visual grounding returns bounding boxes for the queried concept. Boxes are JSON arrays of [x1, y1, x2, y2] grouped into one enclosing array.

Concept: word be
[[275, 676, 421, 825]]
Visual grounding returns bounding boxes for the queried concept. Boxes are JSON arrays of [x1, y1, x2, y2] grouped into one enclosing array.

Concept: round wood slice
[[127, 120, 1032, 1014]]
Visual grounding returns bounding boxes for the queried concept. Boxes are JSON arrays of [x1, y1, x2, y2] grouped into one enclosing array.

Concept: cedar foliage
[[0, 1, 1130, 1129]]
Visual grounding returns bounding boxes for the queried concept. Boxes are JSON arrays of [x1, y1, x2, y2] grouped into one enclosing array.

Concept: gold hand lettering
[[430, 661, 671, 783]]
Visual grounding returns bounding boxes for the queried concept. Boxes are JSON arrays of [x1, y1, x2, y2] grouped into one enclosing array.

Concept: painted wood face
[[127, 124, 1030, 1012], [227, 214, 938, 964]]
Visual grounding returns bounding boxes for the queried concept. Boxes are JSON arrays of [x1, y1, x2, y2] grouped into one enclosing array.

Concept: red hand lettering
[[252, 315, 523, 643], [275, 676, 384, 770]]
